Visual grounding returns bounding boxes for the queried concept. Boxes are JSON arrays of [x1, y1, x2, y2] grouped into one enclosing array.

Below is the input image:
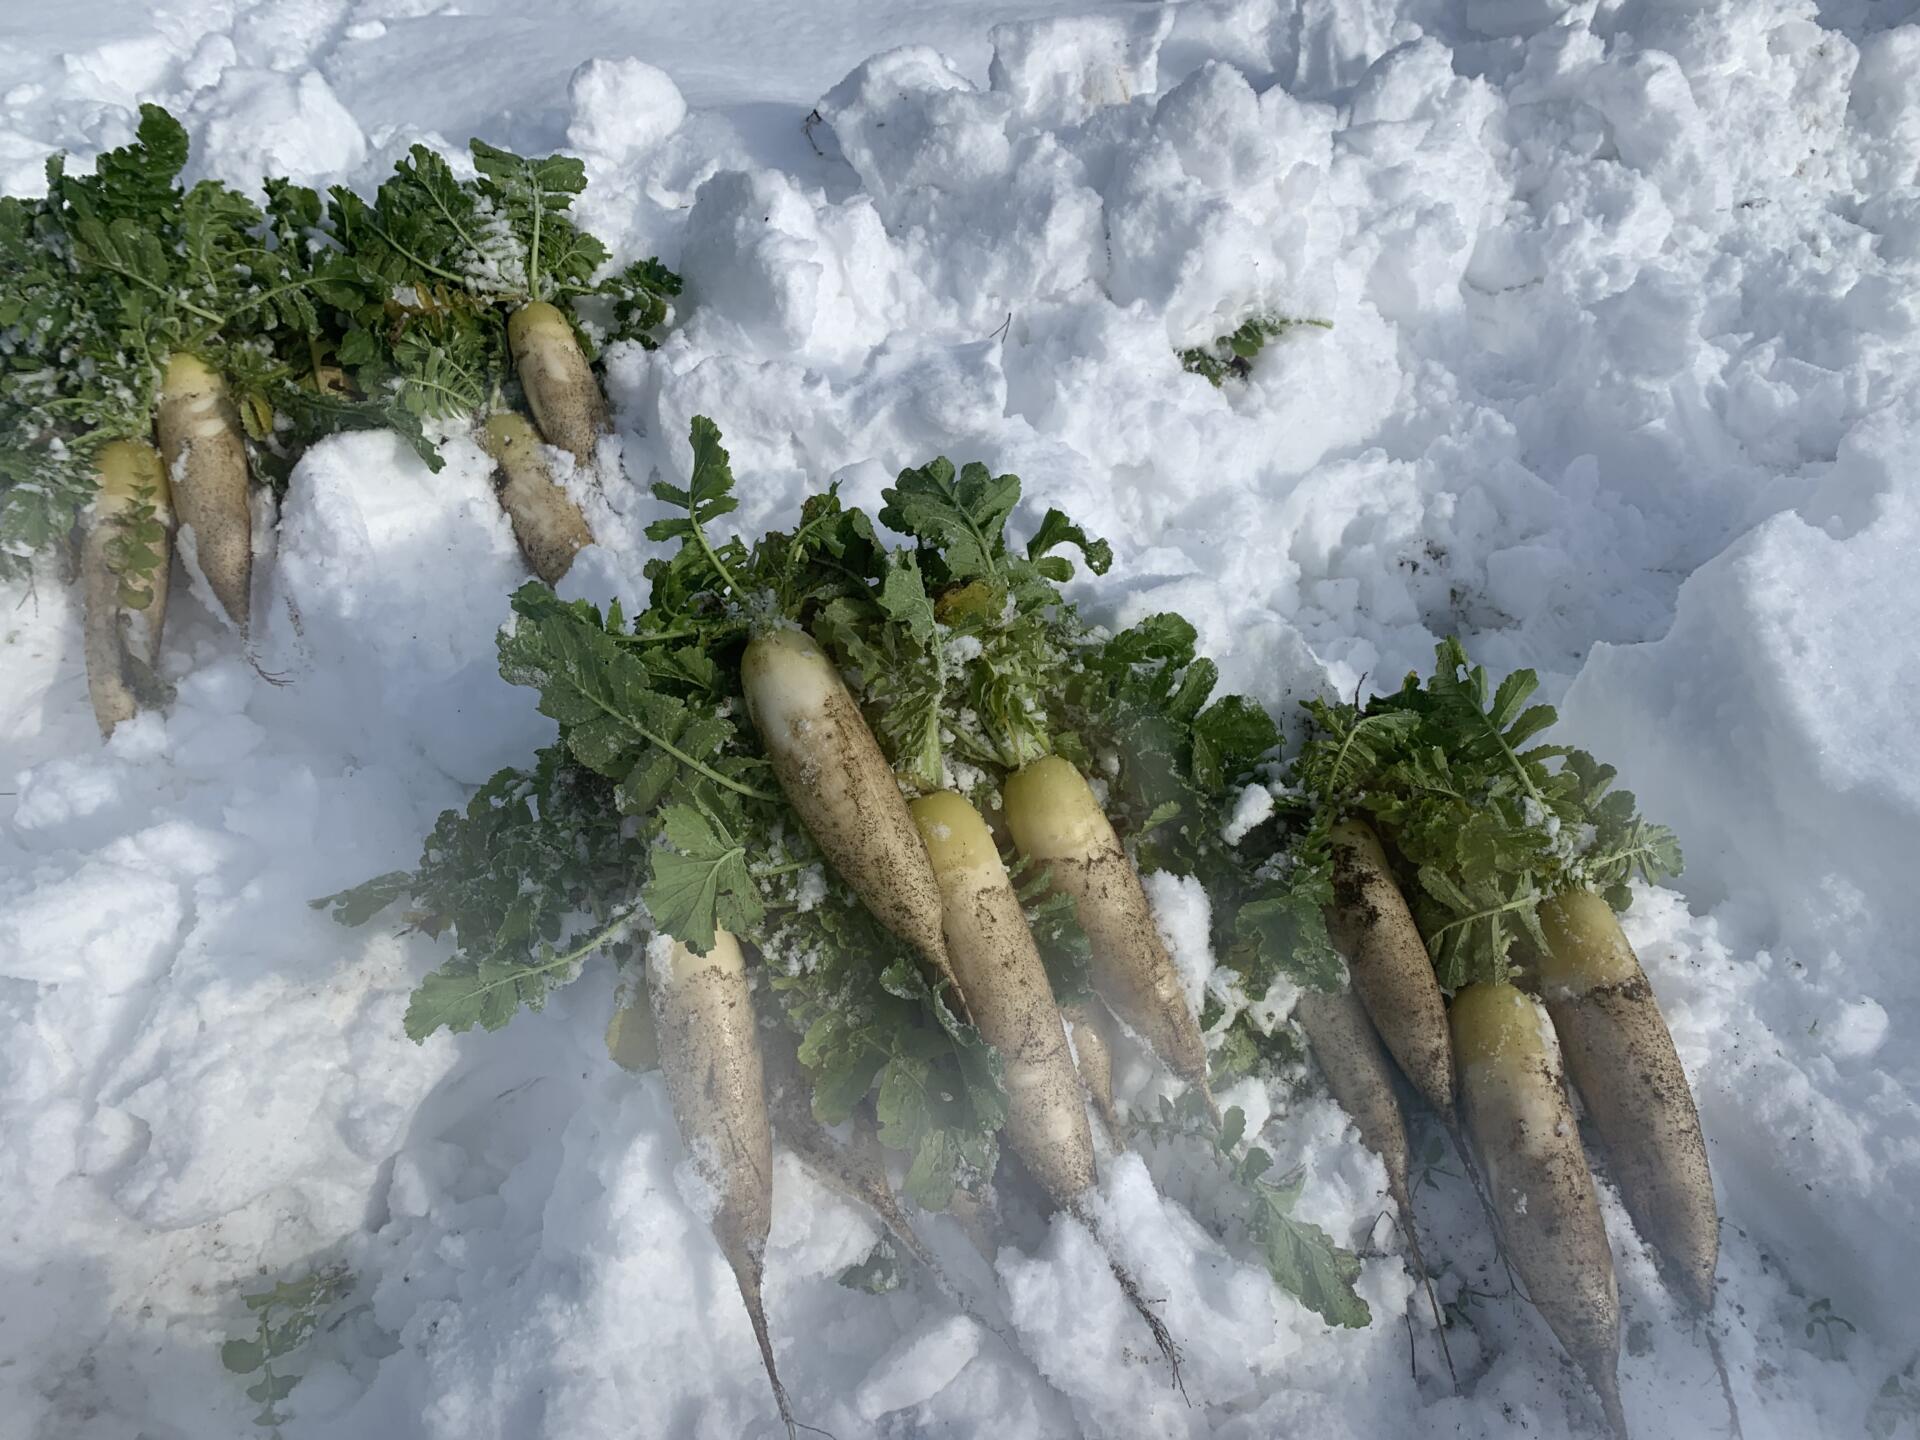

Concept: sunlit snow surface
[[4, 0, 1920, 1436]]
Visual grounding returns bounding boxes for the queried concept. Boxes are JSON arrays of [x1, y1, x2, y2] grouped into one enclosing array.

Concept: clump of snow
[[199, 68, 367, 188], [566, 57, 686, 163], [854, 1314, 983, 1419], [1219, 782, 1273, 845], [1141, 869, 1213, 1015]]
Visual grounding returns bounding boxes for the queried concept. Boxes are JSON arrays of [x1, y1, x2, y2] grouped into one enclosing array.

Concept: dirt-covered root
[[647, 931, 796, 1436], [913, 790, 1095, 1208], [1296, 987, 1409, 1199], [156, 353, 251, 630], [1454, 981, 1626, 1438], [913, 793, 1186, 1383], [1328, 819, 1457, 1124], [508, 300, 608, 466], [1003, 757, 1216, 1122], [744, 628, 963, 1010], [1297, 986, 1454, 1383], [483, 411, 594, 582], [1537, 890, 1719, 1315], [82, 439, 173, 737], [1100, 1238, 1184, 1396], [1063, 999, 1123, 1141]]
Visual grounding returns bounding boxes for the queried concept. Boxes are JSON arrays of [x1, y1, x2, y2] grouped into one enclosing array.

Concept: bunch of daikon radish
[[327, 427, 1716, 1439], [0, 105, 677, 735]]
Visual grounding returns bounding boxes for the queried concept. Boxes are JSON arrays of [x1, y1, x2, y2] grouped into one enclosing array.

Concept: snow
[[5, 0, 1920, 1437]]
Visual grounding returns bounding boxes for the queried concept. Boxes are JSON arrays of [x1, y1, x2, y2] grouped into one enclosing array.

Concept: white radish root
[[1063, 998, 1122, 1141], [912, 789, 1181, 1385], [155, 353, 251, 630], [1296, 986, 1453, 1384], [1329, 819, 1456, 1124], [484, 411, 593, 583], [646, 930, 798, 1438], [1004, 756, 1217, 1122], [743, 627, 964, 1010], [1536, 890, 1719, 1317], [1453, 981, 1627, 1439], [82, 440, 172, 737], [508, 300, 608, 466]]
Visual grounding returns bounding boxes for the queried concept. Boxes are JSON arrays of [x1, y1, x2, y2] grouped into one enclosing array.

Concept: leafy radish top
[[0, 106, 325, 572], [277, 138, 681, 467], [1274, 640, 1683, 991]]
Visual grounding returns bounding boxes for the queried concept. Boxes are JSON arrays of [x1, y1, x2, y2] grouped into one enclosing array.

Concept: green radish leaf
[[221, 1339, 264, 1374], [1179, 312, 1332, 386], [1216, 1105, 1247, 1154], [1026, 507, 1113, 577], [642, 804, 764, 954], [1018, 870, 1093, 1005], [596, 255, 683, 349], [1250, 1173, 1370, 1328], [310, 871, 414, 926], [1282, 635, 1684, 991], [881, 457, 1020, 585], [1191, 695, 1280, 791], [838, 1238, 905, 1294]]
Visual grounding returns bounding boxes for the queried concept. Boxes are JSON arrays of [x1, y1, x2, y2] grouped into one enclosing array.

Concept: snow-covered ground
[[5, 0, 1920, 1436]]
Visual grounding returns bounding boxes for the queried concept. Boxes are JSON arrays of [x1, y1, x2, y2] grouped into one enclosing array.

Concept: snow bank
[[4, 0, 1920, 1436]]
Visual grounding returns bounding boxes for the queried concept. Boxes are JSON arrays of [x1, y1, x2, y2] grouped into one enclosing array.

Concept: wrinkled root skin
[[1329, 819, 1457, 1125]]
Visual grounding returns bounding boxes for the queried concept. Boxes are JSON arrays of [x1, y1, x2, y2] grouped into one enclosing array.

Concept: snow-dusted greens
[[1279, 639, 1683, 991], [283, 137, 680, 581], [0, 105, 342, 731], [1178, 311, 1332, 386], [1255, 641, 1709, 1437], [0, 106, 325, 578], [318, 418, 1005, 1212], [321, 416, 1376, 1374], [809, 458, 1376, 1326], [1, 106, 685, 734]]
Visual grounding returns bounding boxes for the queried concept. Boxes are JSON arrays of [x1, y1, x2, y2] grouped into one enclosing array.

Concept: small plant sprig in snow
[[1180, 312, 1332, 387], [219, 1265, 356, 1434]]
